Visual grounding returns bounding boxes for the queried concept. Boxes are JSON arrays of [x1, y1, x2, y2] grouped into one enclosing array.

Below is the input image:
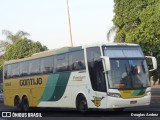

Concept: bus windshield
[[107, 59, 150, 89], [103, 46, 150, 90]]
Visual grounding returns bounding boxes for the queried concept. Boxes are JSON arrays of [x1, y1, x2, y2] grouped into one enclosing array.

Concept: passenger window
[[20, 61, 29, 76], [41, 56, 54, 74], [29, 59, 41, 75], [7, 65, 12, 79], [4, 65, 8, 79], [55, 54, 68, 72], [11, 63, 20, 78], [69, 50, 85, 70]]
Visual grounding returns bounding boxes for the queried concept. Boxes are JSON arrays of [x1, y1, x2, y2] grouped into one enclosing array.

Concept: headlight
[[145, 91, 151, 96], [107, 92, 121, 98]]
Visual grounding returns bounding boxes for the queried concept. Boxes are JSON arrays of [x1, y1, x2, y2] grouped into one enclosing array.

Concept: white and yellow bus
[[3, 43, 157, 112]]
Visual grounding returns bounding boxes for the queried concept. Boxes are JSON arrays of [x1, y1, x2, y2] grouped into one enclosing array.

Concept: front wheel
[[76, 95, 88, 113]]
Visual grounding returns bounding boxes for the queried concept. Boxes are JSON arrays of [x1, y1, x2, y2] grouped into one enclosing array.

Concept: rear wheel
[[14, 96, 21, 110], [21, 96, 29, 112], [76, 95, 88, 113]]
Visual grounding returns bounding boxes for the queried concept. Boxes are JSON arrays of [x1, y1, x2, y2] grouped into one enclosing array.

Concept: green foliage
[[0, 56, 4, 70], [113, 0, 160, 79], [4, 38, 48, 61], [2, 30, 30, 43], [0, 30, 48, 70]]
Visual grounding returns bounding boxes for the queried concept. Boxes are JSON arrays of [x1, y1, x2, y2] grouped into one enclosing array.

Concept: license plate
[[130, 101, 137, 104]]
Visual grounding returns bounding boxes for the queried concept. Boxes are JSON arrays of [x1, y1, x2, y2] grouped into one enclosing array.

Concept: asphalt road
[[0, 87, 160, 119]]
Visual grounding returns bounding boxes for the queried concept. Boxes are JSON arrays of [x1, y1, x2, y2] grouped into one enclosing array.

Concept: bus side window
[[55, 53, 69, 72], [4, 65, 8, 79], [41, 56, 54, 74], [11, 63, 20, 78], [7, 65, 12, 79], [29, 59, 41, 75], [68, 50, 85, 71], [20, 61, 29, 77]]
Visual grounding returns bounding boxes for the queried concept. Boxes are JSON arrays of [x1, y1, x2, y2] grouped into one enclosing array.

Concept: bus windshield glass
[[103, 46, 150, 89], [108, 59, 150, 89]]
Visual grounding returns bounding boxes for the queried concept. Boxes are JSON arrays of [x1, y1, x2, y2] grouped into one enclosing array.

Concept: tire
[[76, 95, 88, 113], [113, 108, 125, 111], [14, 96, 21, 110], [21, 96, 29, 112]]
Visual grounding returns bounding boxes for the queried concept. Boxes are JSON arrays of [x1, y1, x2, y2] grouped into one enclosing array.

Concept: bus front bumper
[[106, 95, 151, 108]]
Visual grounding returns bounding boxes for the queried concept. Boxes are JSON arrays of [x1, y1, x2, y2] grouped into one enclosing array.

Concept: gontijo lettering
[[20, 78, 42, 86]]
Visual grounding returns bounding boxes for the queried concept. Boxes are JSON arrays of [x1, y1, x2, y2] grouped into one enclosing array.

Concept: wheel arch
[[75, 92, 88, 108], [22, 94, 28, 101], [14, 94, 20, 100], [14, 95, 20, 106]]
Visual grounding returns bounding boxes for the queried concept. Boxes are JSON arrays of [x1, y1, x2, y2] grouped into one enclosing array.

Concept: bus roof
[[4, 42, 139, 65], [82, 42, 139, 48], [4, 46, 82, 65]]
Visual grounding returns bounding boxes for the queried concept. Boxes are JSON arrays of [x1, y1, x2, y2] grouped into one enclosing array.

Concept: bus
[[3, 43, 157, 112], [0, 70, 3, 83], [0, 70, 3, 91], [0, 70, 3, 102]]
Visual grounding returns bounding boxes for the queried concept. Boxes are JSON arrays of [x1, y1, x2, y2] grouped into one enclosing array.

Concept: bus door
[[87, 47, 107, 107]]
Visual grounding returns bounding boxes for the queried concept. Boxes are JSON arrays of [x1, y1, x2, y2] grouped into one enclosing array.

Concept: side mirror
[[100, 56, 111, 72], [145, 56, 157, 72]]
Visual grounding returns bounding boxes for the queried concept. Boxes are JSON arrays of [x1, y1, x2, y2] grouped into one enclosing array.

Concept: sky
[[0, 0, 114, 49]]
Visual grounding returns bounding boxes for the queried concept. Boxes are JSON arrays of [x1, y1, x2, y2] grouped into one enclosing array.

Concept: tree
[[106, 25, 117, 42], [0, 30, 48, 70], [113, 0, 160, 83], [0, 40, 8, 55], [4, 38, 48, 61], [0, 40, 9, 70], [2, 30, 30, 43]]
